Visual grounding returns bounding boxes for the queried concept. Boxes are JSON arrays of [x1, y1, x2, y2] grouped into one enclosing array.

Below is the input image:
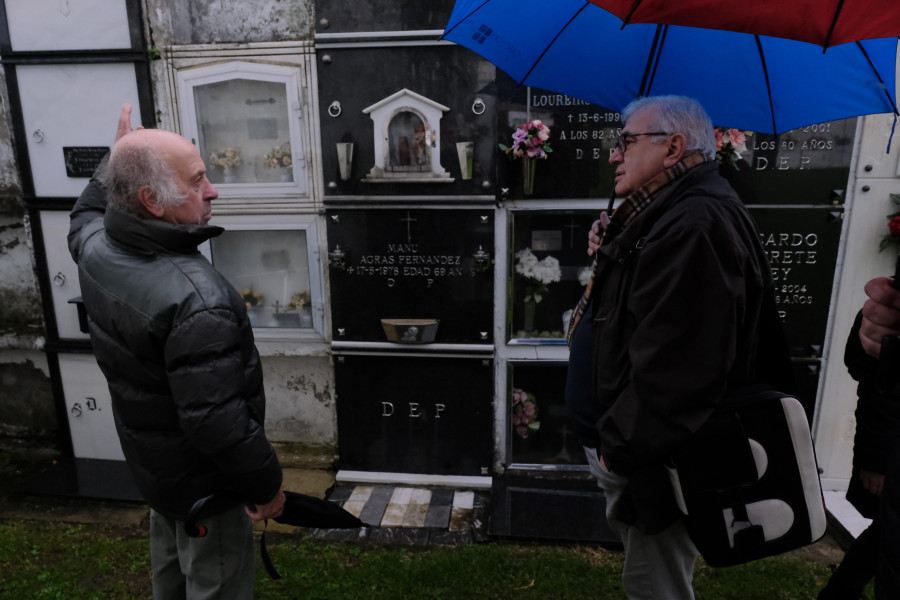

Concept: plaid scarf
[[565, 152, 707, 345]]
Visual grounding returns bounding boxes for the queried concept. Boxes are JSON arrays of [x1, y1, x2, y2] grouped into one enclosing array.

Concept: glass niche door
[[508, 210, 599, 343], [507, 361, 586, 468], [176, 61, 310, 199], [200, 214, 325, 340]]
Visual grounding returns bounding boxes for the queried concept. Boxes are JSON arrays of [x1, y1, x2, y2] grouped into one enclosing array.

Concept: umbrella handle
[[184, 498, 209, 537], [876, 254, 900, 394], [184, 493, 238, 537], [893, 254, 900, 291]]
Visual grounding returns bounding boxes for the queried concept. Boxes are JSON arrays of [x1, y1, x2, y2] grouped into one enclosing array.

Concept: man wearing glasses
[[565, 96, 790, 599]]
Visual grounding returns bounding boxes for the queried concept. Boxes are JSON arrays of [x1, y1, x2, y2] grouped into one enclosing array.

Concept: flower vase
[[523, 299, 537, 333], [522, 159, 536, 195], [281, 167, 293, 182], [223, 172, 237, 184]]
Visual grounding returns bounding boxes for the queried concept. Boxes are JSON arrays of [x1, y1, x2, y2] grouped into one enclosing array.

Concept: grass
[[0, 519, 844, 599]]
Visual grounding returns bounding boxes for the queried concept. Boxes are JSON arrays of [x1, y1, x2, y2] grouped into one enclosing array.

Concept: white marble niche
[[362, 89, 453, 183]]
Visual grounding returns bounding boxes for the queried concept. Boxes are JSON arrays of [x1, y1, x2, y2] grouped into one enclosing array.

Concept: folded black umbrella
[[184, 491, 363, 579], [260, 491, 363, 579], [185, 490, 362, 536], [274, 490, 363, 529]]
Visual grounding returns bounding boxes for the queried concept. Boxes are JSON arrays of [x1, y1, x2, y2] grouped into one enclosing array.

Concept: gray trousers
[[585, 447, 698, 600], [150, 505, 256, 600]]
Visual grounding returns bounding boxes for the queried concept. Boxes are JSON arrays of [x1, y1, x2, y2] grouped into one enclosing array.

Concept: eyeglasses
[[614, 131, 670, 155]]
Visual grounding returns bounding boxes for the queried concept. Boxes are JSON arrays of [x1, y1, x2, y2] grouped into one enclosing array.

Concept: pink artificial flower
[[512, 129, 528, 145], [715, 128, 724, 151], [889, 215, 900, 237], [729, 129, 746, 146], [524, 403, 536, 416], [516, 425, 529, 438]]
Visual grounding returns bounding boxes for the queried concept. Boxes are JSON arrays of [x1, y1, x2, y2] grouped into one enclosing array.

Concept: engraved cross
[[401, 211, 417, 243]]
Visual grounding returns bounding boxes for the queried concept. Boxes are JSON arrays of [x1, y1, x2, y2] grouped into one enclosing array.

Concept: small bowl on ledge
[[380, 319, 440, 344]]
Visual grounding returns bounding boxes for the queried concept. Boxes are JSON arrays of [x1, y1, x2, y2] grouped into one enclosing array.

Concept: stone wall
[[0, 59, 56, 453], [0, 0, 333, 460]]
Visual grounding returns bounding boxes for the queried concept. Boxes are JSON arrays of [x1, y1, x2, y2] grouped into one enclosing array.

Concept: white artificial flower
[[578, 266, 593, 286]]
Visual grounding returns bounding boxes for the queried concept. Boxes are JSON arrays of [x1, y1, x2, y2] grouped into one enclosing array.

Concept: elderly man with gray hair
[[565, 95, 793, 599], [68, 105, 285, 599]]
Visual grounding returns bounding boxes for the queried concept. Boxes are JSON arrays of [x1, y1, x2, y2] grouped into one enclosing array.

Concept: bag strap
[[259, 520, 282, 580]]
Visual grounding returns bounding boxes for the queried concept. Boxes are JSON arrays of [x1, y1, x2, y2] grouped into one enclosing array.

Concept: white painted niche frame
[[175, 60, 311, 201], [363, 88, 454, 183]]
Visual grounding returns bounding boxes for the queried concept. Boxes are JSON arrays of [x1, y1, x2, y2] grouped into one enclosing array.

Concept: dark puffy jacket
[[68, 181, 282, 520], [844, 310, 900, 518], [589, 161, 791, 532]]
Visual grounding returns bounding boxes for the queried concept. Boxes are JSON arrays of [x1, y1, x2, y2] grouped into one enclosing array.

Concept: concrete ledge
[[336, 470, 492, 489], [823, 490, 872, 550]]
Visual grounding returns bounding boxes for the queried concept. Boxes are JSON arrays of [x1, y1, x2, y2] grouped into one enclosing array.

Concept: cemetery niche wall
[[314, 7, 854, 491], [326, 207, 495, 476], [316, 42, 496, 199]]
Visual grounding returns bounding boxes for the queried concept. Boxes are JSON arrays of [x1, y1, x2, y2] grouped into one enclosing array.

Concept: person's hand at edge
[[860, 469, 885, 496], [245, 489, 286, 522], [114, 103, 144, 143], [587, 212, 610, 256], [859, 276, 900, 358]]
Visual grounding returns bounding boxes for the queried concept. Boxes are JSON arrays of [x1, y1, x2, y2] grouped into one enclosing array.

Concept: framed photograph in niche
[[200, 214, 325, 341], [508, 361, 586, 468], [508, 210, 600, 343], [176, 61, 310, 199]]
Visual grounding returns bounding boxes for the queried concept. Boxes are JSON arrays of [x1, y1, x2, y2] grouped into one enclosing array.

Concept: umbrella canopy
[[441, 0, 898, 134], [589, 0, 900, 49]]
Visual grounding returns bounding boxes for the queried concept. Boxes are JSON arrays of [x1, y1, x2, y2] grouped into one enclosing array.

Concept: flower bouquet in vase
[[714, 127, 751, 170], [515, 248, 560, 333], [879, 193, 900, 253], [209, 147, 242, 183], [264, 141, 293, 181], [500, 119, 552, 195], [512, 388, 540, 439]]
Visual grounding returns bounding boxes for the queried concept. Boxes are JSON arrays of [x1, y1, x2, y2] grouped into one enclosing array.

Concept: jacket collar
[[601, 156, 718, 258], [103, 205, 224, 255]]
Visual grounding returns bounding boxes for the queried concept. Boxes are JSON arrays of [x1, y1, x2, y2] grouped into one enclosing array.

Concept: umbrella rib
[[519, 3, 589, 84], [638, 25, 666, 97], [821, 0, 845, 51], [854, 41, 900, 117], [439, 0, 492, 39], [621, 0, 646, 28], [754, 35, 778, 135]]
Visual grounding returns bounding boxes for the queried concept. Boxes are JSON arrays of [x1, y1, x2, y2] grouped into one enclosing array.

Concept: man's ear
[[138, 185, 164, 218], [663, 133, 687, 167]]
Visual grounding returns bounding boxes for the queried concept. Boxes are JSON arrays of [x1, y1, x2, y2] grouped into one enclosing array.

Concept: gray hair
[[100, 140, 186, 213], [621, 95, 717, 161]]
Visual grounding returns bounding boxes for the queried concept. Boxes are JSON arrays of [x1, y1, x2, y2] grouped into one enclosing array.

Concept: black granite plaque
[[63, 146, 109, 178], [317, 45, 497, 198], [726, 118, 857, 206], [498, 81, 622, 200], [497, 83, 857, 205], [750, 206, 844, 358], [335, 354, 492, 475], [792, 359, 822, 422], [327, 208, 494, 343], [490, 475, 619, 544]]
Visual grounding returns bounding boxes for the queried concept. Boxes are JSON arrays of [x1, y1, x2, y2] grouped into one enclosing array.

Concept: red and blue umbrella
[[589, 0, 900, 49], [441, 0, 898, 135]]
